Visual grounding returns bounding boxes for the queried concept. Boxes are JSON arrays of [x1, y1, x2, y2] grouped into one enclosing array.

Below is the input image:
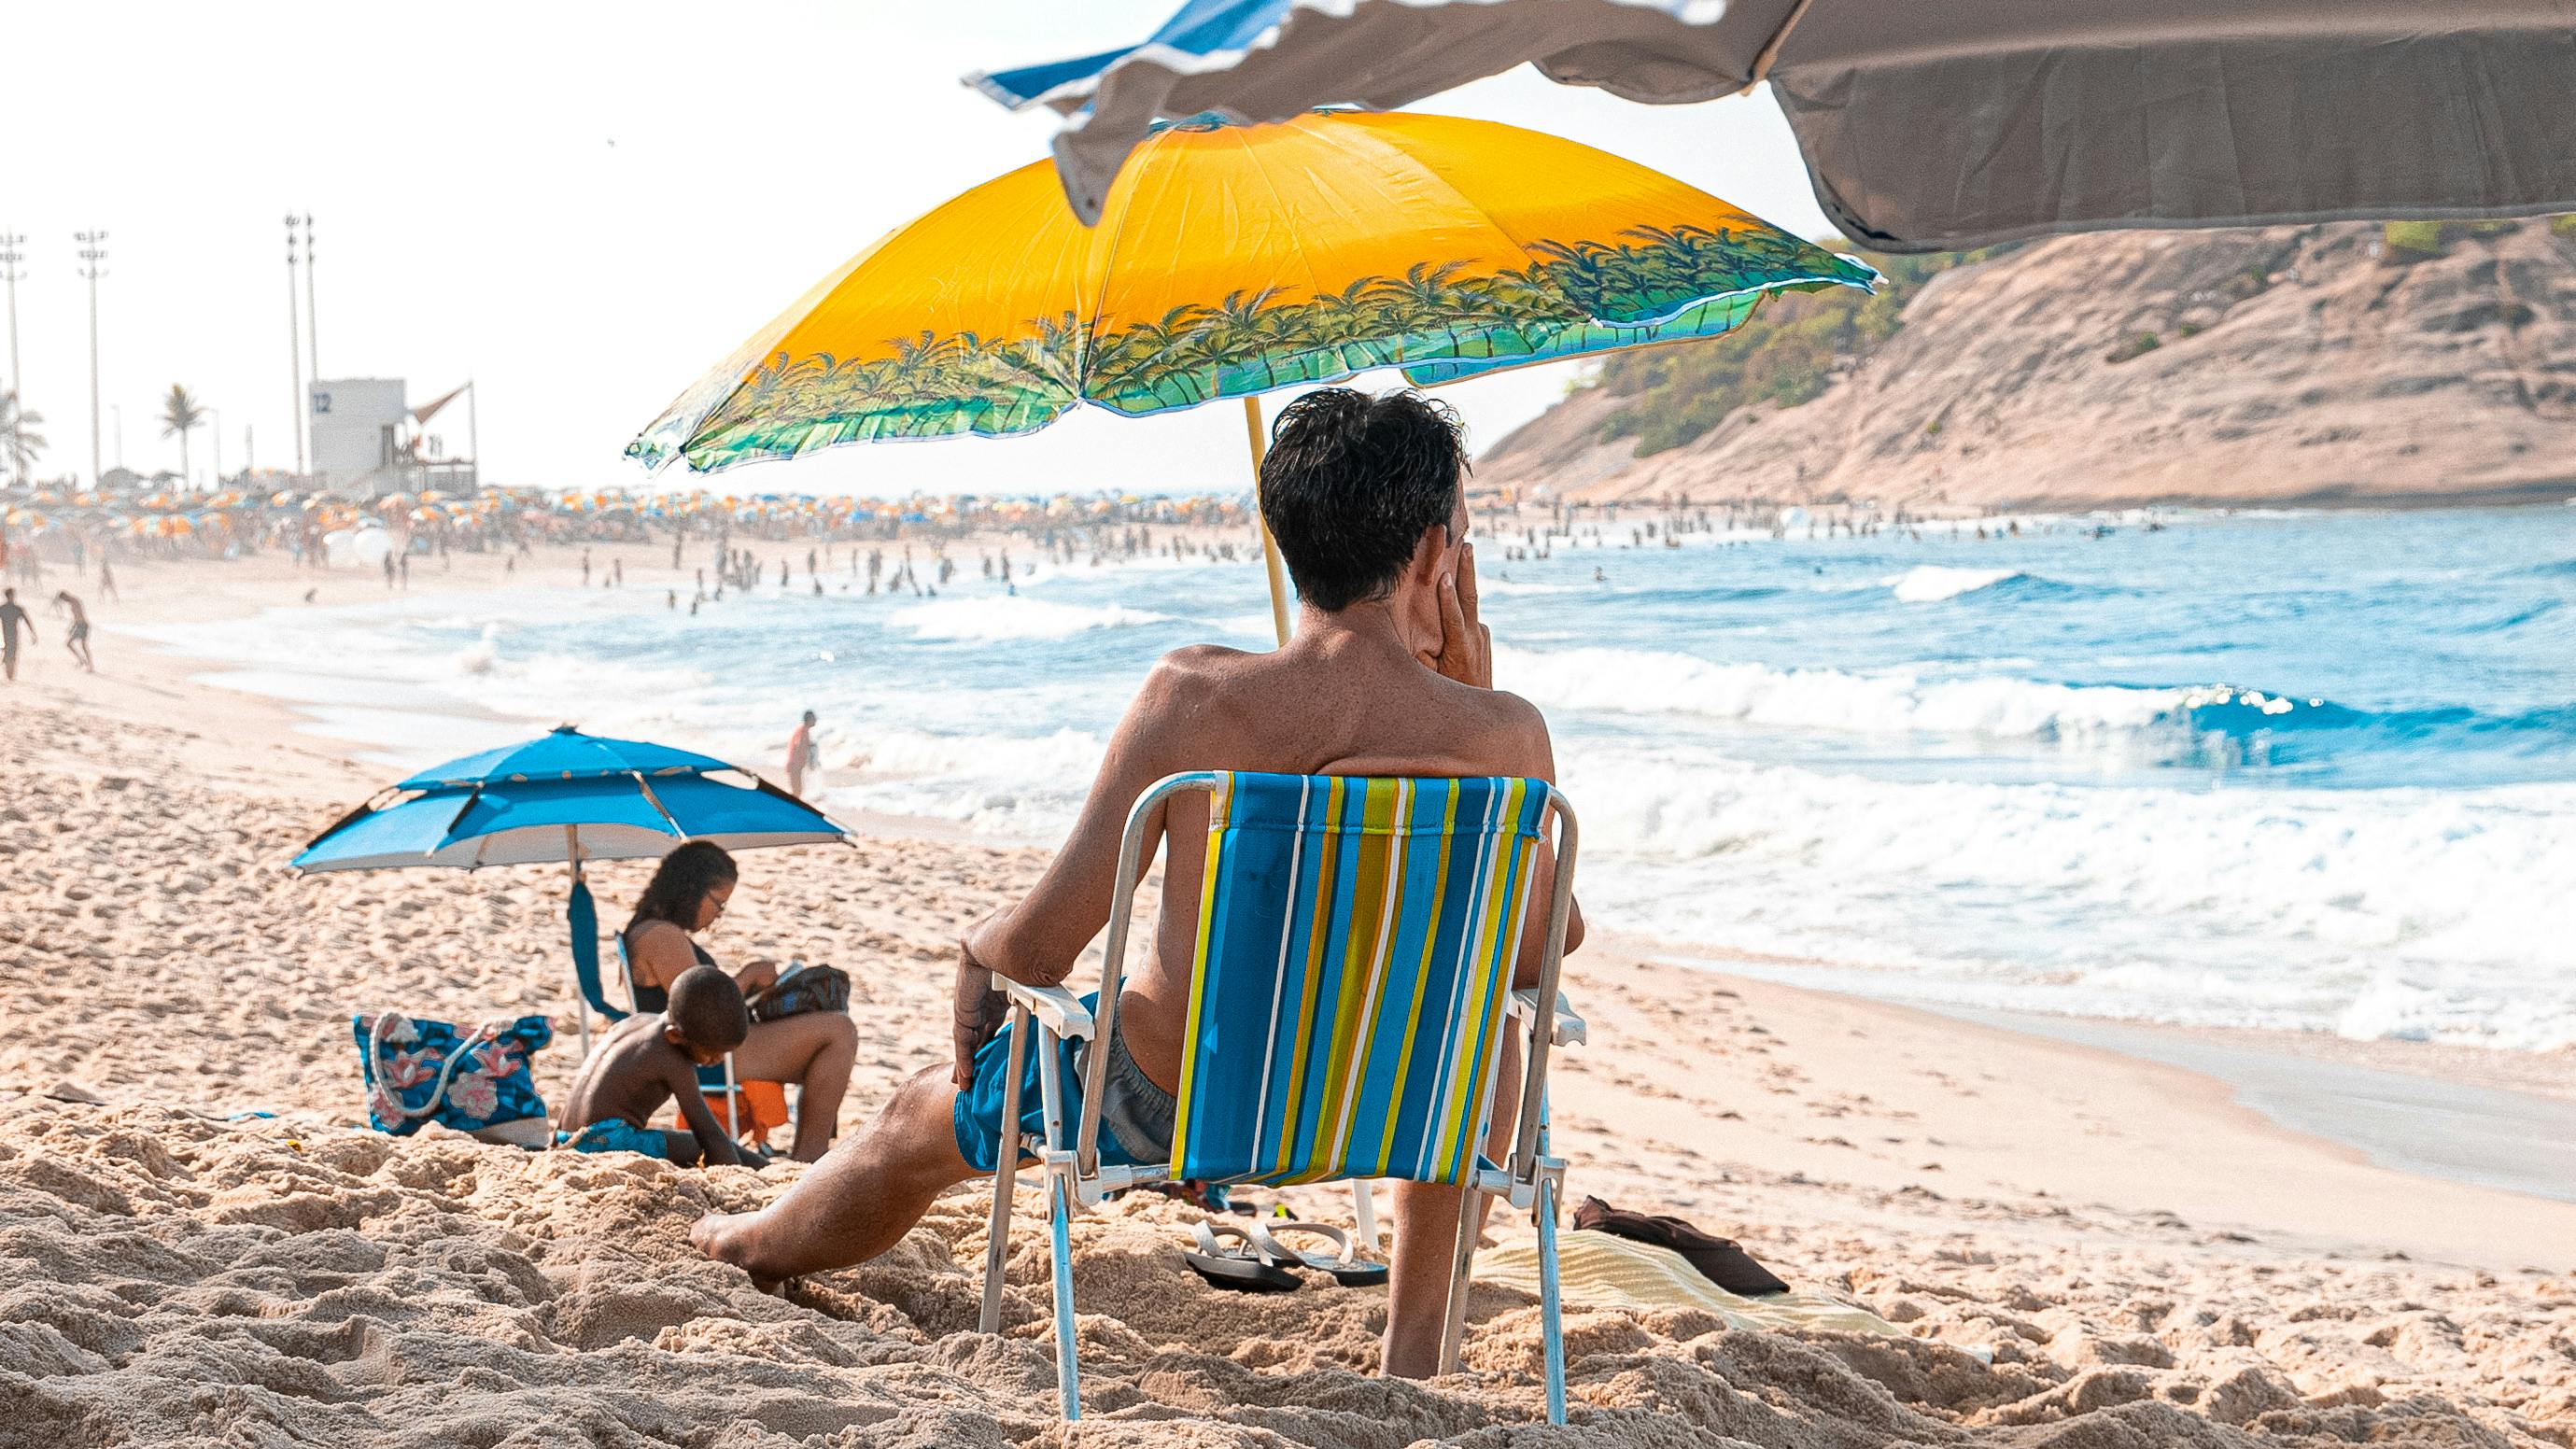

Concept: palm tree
[[160, 385, 208, 485], [0, 391, 46, 484]]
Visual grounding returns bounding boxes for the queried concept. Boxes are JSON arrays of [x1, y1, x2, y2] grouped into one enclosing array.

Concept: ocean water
[[138, 505, 2576, 1051]]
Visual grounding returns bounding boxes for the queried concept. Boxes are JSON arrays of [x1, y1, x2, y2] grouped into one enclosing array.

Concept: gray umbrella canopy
[[977, 0, 2576, 252]]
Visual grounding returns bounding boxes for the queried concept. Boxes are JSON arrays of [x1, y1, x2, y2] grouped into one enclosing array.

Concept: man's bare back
[[1036, 617, 1559, 1094]]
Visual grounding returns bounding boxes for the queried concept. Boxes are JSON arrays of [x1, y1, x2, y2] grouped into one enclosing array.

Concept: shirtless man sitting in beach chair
[[693, 387, 1583, 1378]]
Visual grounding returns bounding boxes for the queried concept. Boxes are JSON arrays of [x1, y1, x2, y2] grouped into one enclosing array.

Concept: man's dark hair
[[1259, 388, 1468, 612], [665, 964, 750, 1054]]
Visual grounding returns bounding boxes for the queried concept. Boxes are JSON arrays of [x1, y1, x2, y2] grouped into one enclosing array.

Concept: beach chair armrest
[[1512, 989, 1586, 1048], [1002, 978, 1095, 1040]]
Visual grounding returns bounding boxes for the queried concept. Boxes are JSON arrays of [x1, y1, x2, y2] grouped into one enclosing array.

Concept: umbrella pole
[[568, 826, 590, 1059], [1243, 396, 1290, 647]]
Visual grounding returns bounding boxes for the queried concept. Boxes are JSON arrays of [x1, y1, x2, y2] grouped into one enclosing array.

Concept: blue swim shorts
[[556, 1117, 669, 1159], [952, 992, 1173, 1175]]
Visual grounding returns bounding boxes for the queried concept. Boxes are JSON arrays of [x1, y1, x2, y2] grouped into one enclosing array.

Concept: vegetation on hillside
[[1585, 244, 2017, 457], [2384, 216, 2576, 259]]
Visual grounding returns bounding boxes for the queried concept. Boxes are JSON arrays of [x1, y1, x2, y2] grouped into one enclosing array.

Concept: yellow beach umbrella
[[627, 108, 1871, 640]]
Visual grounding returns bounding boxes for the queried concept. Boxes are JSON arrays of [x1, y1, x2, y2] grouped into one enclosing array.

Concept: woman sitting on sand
[[621, 840, 856, 1161]]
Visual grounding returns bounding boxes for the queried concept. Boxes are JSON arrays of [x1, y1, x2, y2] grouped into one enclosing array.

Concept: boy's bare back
[[558, 1015, 743, 1165]]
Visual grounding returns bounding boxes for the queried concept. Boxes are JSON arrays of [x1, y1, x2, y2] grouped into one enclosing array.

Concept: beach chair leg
[[978, 1005, 1032, 1335], [1048, 1158, 1081, 1421], [1438, 1185, 1484, 1376], [1035, 1027, 1081, 1420], [1534, 1091, 1568, 1424], [1536, 1170, 1567, 1426], [723, 1055, 739, 1143], [1352, 1178, 1379, 1255]]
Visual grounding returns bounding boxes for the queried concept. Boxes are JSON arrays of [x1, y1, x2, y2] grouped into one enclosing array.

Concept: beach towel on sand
[[1477, 1230, 1908, 1339]]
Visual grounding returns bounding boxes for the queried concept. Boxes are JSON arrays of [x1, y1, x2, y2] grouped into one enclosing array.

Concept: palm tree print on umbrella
[[632, 223, 1872, 474]]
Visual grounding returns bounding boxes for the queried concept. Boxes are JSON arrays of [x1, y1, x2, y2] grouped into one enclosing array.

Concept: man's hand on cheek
[[1427, 540, 1494, 689]]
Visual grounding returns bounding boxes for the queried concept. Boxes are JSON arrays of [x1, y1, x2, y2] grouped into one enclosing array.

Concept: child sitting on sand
[[556, 965, 754, 1167]]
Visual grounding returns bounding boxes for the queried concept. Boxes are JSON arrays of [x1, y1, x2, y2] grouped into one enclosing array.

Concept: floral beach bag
[[353, 1011, 552, 1142]]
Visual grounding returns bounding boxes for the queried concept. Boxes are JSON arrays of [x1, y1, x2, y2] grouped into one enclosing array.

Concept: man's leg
[[693, 1062, 976, 1283], [1382, 1036, 1523, 1378], [1384, 1180, 1472, 1379]]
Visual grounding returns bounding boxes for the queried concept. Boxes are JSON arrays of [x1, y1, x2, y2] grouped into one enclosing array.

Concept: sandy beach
[[3, 545, 2572, 1447]]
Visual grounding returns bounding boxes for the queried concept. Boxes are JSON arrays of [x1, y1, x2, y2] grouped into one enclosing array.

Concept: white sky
[[3, 1, 1827, 498]]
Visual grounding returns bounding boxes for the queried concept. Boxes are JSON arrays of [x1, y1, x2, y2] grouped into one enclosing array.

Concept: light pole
[[286, 216, 305, 477], [76, 229, 107, 488], [0, 231, 23, 485], [303, 215, 317, 386]]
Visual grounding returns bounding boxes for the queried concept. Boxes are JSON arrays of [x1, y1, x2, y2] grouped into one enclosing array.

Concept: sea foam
[[888, 596, 1173, 641], [1888, 565, 2023, 602]]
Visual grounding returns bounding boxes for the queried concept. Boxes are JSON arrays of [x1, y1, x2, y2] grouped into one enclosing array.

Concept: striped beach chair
[[978, 770, 1584, 1423]]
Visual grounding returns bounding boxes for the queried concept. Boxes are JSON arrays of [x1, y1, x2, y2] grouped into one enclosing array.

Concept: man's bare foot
[[693, 1210, 785, 1292]]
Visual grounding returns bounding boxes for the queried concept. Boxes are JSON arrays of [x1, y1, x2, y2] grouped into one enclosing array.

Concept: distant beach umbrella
[[971, 0, 2576, 250], [626, 108, 1871, 640], [296, 724, 849, 1054]]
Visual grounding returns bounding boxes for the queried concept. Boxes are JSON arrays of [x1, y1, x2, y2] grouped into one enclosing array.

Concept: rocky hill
[[1477, 220, 2576, 511]]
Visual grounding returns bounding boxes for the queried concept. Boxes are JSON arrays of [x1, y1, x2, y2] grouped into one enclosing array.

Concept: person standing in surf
[[785, 710, 823, 799]]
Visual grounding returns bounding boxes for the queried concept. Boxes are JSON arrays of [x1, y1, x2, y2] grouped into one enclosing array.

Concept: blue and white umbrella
[[295, 725, 842, 872], [296, 724, 846, 1052]]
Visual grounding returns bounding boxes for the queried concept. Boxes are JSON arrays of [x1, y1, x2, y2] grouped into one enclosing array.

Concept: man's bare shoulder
[[1449, 682, 1555, 777], [1485, 684, 1553, 746], [1149, 641, 1259, 685], [1127, 642, 1264, 718]]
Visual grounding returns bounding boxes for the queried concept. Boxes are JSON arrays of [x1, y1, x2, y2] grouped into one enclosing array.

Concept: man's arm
[[669, 1059, 743, 1167], [964, 651, 1215, 987], [949, 649, 1218, 1084]]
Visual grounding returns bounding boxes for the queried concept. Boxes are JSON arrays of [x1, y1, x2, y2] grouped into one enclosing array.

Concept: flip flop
[[1248, 1219, 1391, 1288], [1181, 1221, 1301, 1294]]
